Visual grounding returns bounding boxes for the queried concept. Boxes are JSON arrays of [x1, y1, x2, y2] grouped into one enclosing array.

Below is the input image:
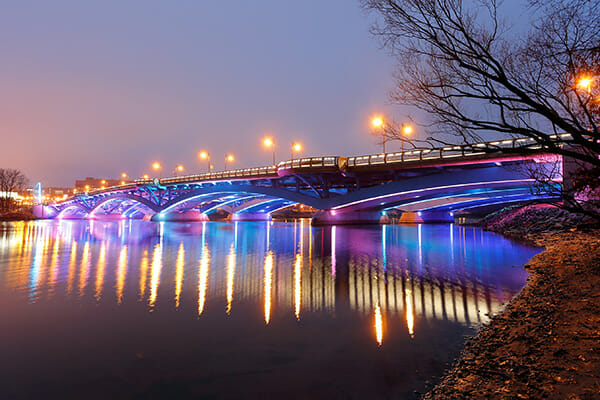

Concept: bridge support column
[[232, 212, 272, 222], [33, 205, 58, 219], [151, 211, 209, 222], [311, 210, 390, 226]]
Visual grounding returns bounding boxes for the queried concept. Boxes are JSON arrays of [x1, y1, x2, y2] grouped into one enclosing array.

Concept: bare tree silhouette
[[362, 0, 600, 219], [0, 169, 29, 212]]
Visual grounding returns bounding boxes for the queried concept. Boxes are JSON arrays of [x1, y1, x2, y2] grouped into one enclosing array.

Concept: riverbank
[[0, 210, 37, 221], [423, 206, 600, 399]]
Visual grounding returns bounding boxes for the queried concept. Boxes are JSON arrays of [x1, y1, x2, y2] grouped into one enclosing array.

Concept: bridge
[[38, 135, 568, 225]]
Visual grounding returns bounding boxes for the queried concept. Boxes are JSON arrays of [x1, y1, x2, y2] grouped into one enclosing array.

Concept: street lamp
[[577, 76, 593, 94], [152, 162, 162, 178], [143, 174, 149, 179], [225, 154, 234, 170], [121, 172, 127, 179], [199, 151, 211, 173], [372, 117, 385, 153], [401, 124, 413, 152], [174, 165, 184, 176], [291, 142, 302, 163], [264, 138, 276, 165]]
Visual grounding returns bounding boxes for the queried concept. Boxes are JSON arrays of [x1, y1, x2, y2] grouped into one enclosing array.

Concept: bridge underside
[[48, 158, 561, 225]]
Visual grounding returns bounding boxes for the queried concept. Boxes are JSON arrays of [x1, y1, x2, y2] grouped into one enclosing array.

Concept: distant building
[[74, 177, 131, 193]]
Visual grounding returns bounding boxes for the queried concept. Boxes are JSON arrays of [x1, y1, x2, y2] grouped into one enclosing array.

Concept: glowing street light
[[174, 164, 184, 176], [199, 151, 211, 173], [577, 76, 593, 94], [291, 142, 302, 162], [101, 179, 106, 185], [152, 162, 162, 178], [225, 154, 234, 170], [372, 117, 384, 129], [143, 174, 149, 179], [264, 137, 276, 165], [121, 172, 127, 178], [401, 124, 413, 152], [372, 116, 386, 153]]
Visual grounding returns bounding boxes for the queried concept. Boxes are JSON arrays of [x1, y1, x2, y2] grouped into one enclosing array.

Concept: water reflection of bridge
[[0, 221, 525, 342]]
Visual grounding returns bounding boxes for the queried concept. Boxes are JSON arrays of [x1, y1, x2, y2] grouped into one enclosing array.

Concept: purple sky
[[1, 1, 526, 187]]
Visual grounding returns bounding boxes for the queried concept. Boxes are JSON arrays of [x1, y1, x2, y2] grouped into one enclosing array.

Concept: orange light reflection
[[174, 243, 185, 308]]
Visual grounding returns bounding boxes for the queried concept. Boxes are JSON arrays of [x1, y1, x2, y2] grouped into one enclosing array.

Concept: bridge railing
[[136, 165, 279, 187], [277, 156, 339, 170], [345, 134, 571, 168]]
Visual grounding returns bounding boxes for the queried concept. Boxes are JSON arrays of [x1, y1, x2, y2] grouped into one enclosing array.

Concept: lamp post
[[264, 138, 276, 165], [174, 165, 184, 176], [199, 151, 211, 173], [400, 124, 413, 152], [152, 162, 162, 178], [372, 117, 385, 153], [291, 142, 301, 164], [225, 154, 234, 170]]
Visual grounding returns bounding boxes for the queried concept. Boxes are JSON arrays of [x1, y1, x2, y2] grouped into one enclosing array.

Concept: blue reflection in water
[[0, 220, 538, 399]]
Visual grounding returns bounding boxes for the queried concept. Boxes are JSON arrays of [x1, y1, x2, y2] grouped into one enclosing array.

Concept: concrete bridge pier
[[311, 210, 390, 226], [231, 212, 272, 222]]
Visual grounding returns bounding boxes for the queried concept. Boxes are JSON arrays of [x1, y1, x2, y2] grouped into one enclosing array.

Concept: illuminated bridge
[[40, 136, 567, 224]]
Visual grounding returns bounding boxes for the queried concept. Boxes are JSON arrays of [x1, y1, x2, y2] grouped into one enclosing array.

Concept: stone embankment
[[424, 205, 600, 399]]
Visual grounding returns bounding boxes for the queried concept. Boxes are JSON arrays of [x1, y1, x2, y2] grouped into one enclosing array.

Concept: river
[[0, 220, 538, 399]]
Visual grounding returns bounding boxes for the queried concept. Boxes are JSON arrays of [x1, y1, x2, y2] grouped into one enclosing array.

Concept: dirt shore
[[424, 208, 600, 399]]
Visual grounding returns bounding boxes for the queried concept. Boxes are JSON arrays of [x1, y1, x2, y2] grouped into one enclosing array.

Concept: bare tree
[[0, 169, 29, 212], [362, 0, 600, 218]]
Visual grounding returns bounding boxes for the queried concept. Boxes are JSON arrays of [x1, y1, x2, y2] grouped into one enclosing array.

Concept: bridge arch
[[56, 204, 90, 219]]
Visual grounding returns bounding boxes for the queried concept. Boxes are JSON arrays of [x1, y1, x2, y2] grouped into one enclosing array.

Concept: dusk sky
[[1, 1, 525, 187]]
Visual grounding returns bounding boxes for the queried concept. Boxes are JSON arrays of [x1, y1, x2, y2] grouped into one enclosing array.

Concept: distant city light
[[199, 151, 208, 159], [152, 162, 161, 170], [176, 165, 184, 172]]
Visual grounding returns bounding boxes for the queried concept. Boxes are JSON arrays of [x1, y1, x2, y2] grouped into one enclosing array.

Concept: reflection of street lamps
[[199, 151, 210, 172], [401, 124, 413, 152], [264, 138, 276, 165], [291, 142, 301, 163], [225, 154, 234, 170], [372, 117, 385, 153]]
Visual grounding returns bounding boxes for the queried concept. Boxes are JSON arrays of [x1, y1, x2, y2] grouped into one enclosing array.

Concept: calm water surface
[[0, 220, 538, 399]]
